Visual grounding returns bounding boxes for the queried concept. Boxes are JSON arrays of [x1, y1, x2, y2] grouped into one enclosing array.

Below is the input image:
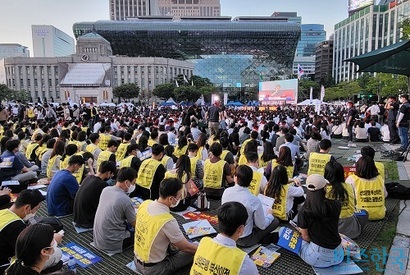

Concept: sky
[[0, 0, 350, 54]]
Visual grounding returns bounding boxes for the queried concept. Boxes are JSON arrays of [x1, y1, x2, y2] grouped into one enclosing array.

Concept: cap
[[306, 174, 329, 191]]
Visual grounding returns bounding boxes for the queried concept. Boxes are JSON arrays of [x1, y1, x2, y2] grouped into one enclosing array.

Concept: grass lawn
[[383, 161, 399, 181]]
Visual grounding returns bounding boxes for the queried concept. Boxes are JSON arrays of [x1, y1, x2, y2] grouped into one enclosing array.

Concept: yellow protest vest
[[271, 160, 294, 179], [0, 209, 22, 231], [97, 150, 113, 171], [248, 169, 263, 196], [27, 108, 34, 118], [115, 142, 130, 161], [25, 142, 39, 161], [35, 145, 48, 160], [190, 157, 199, 179], [240, 138, 252, 156], [86, 144, 99, 155], [161, 155, 171, 168], [47, 155, 61, 179], [98, 133, 111, 150], [81, 126, 88, 133], [147, 139, 157, 147], [137, 159, 162, 189], [259, 154, 269, 169], [307, 152, 331, 176], [375, 161, 385, 180], [220, 150, 229, 162], [238, 154, 247, 166], [174, 145, 188, 158], [72, 153, 85, 184], [351, 175, 385, 220], [197, 146, 205, 160], [134, 200, 174, 262], [120, 155, 134, 168], [270, 184, 289, 221], [325, 183, 355, 219], [204, 159, 226, 189], [59, 155, 71, 170], [190, 237, 246, 275]]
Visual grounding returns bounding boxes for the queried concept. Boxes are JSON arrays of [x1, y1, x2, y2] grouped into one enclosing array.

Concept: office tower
[[109, 0, 159, 20], [333, 1, 410, 83], [0, 44, 30, 59], [157, 0, 220, 17], [32, 25, 75, 57]]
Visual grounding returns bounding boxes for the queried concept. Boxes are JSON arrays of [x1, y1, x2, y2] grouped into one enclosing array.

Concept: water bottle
[[67, 256, 77, 273]]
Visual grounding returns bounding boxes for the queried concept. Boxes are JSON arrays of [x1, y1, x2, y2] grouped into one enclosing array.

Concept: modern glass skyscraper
[[32, 25, 75, 58], [0, 44, 30, 59], [333, 1, 410, 83]]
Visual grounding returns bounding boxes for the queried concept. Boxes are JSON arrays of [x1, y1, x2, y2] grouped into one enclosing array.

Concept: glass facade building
[[334, 1, 410, 83], [73, 18, 301, 89]]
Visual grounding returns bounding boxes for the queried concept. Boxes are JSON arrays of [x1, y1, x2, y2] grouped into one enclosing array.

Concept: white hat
[[306, 174, 329, 191]]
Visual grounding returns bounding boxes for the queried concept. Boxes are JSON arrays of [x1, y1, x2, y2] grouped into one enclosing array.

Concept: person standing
[[346, 101, 357, 145], [206, 101, 220, 135], [396, 94, 410, 151], [385, 96, 400, 144]]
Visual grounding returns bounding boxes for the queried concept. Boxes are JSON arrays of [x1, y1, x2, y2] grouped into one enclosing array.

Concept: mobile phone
[[289, 220, 302, 233]]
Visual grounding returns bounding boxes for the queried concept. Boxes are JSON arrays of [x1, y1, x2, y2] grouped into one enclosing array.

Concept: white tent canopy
[[297, 99, 328, 105]]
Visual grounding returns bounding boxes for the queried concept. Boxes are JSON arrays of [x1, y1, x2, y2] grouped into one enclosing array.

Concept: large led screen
[[258, 79, 298, 105], [348, 0, 374, 13]]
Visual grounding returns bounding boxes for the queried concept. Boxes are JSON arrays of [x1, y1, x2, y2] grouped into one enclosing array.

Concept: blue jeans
[[398, 126, 409, 149], [299, 241, 344, 268]]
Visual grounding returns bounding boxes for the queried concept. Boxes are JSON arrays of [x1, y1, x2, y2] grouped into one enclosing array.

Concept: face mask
[[170, 198, 181, 208], [127, 183, 136, 194], [23, 212, 35, 222]]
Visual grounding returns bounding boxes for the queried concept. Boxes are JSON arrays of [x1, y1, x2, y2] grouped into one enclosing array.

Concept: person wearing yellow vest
[[204, 143, 234, 198], [96, 140, 118, 172], [221, 165, 279, 247], [85, 133, 102, 161], [187, 143, 204, 189], [0, 190, 64, 273], [196, 133, 208, 161], [98, 126, 112, 151], [360, 146, 385, 180], [93, 168, 137, 254], [307, 139, 334, 176], [120, 144, 142, 172], [40, 139, 56, 177], [46, 140, 65, 179], [298, 174, 344, 268], [134, 178, 198, 274], [135, 144, 166, 200], [25, 133, 42, 161], [174, 136, 188, 158], [245, 152, 267, 196], [264, 165, 304, 221], [345, 156, 387, 220], [324, 161, 368, 239], [191, 201, 258, 275], [76, 131, 88, 152], [116, 132, 132, 161], [59, 144, 78, 170], [266, 146, 294, 180], [147, 128, 159, 147]]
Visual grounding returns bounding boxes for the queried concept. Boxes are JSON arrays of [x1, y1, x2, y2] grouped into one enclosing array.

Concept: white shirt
[[222, 185, 274, 238], [366, 105, 380, 116], [209, 234, 258, 275], [380, 124, 390, 142], [279, 142, 300, 161], [93, 122, 102, 133]]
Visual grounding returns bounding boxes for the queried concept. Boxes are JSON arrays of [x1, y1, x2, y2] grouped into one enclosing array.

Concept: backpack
[[385, 182, 410, 200]]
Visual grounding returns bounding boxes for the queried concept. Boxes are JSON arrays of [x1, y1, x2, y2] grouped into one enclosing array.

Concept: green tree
[[8, 89, 30, 103], [113, 83, 140, 101], [400, 18, 410, 39], [0, 84, 10, 102], [153, 83, 175, 100], [190, 75, 213, 88], [324, 81, 361, 101], [298, 79, 320, 100], [199, 86, 215, 103], [174, 86, 201, 102]]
